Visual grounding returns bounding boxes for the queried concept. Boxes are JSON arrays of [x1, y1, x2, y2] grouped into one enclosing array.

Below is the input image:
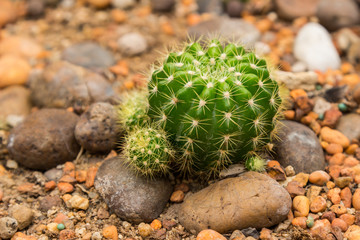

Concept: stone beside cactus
[[123, 126, 175, 177], [147, 39, 283, 176]]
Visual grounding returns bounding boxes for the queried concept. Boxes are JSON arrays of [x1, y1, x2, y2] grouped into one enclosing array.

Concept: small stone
[[87, 0, 111, 8], [67, 195, 89, 210], [274, 0, 320, 20], [344, 225, 360, 240], [85, 166, 98, 188], [11, 232, 37, 240], [59, 175, 76, 184], [0, 217, 18, 239], [327, 188, 341, 205], [47, 222, 59, 234], [331, 218, 348, 232], [284, 166, 295, 177], [335, 176, 353, 188], [59, 229, 75, 240], [226, 0, 243, 18], [329, 152, 346, 165], [0, 55, 31, 88], [118, 33, 148, 56], [310, 219, 332, 239], [340, 213, 355, 226], [6, 159, 18, 169], [322, 211, 336, 222], [150, 219, 162, 230], [322, 108, 342, 128], [293, 196, 310, 217], [242, 227, 259, 239], [39, 196, 62, 212], [306, 186, 322, 203], [151, 0, 175, 12], [320, 127, 350, 149], [138, 223, 153, 238], [325, 143, 343, 155], [293, 172, 309, 187], [0, 85, 31, 123], [330, 204, 347, 216], [309, 171, 330, 186], [310, 196, 327, 213], [58, 182, 74, 194], [162, 219, 176, 230], [102, 225, 118, 240], [274, 71, 319, 92], [9, 205, 33, 230], [0, 36, 43, 59], [196, 229, 227, 240], [170, 190, 185, 203], [91, 232, 102, 240], [353, 189, 360, 210], [337, 113, 360, 142], [291, 217, 307, 229], [230, 230, 246, 239], [44, 168, 63, 181], [286, 181, 305, 198], [294, 23, 341, 72]]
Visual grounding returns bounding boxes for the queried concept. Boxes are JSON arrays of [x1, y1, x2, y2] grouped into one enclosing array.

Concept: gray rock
[[274, 0, 320, 20], [294, 23, 341, 72], [7, 109, 80, 170], [151, 0, 175, 12], [178, 172, 291, 233], [44, 168, 63, 181], [0, 217, 18, 239], [0, 85, 31, 122], [75, 102, 118, 153], [29, 61, 116, 110], [313, 97, 332, 116], [39, 196, 62, 212], [118, 33, 148, 56], [94, 155, 173, 223], [317, 0, 360, 31], [275, 120, 325, 174], [336, 113, 360, 141], [188, 17, 260, 48], [9, 205, 33, 230], [62, 42, 115, 71], [197, 0, 223, 15]]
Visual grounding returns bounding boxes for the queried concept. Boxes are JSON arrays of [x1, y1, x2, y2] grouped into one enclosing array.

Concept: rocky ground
[[2, 0, 360, 239]]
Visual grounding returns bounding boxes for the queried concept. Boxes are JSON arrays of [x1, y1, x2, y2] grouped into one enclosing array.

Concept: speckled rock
[[188, 17, 260, 48], [9, 205, 33, 230], [178, 172, 291, 233], [0, 217, 18, 239], [62, 42, 115, 71], [94, 155, 173, 223], [336, 113, 360, 141], [29, 61, 116, 110], [7, 109, 80, 170], [75, 102, 118, 153], [275, 120, 326, 173]]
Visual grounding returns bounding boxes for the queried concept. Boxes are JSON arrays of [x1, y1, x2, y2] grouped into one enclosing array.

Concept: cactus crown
[[147, 38, 283, 176]]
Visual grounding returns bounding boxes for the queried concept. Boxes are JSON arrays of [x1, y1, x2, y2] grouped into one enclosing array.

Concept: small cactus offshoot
[[147, 38, 284, 176], [123, 126, 175, 177], [245, 156, 266, 172]]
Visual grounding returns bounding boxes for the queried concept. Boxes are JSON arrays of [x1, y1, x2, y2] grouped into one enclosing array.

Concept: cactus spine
[[147, 39, 283, 175]]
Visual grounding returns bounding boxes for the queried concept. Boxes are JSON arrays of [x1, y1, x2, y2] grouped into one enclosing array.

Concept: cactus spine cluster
[[147, 39, 283, 175], [123, 126, 174, 177]]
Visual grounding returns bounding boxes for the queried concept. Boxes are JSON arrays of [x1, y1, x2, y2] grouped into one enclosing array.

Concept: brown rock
[[102, 225, 118, 240], [330, 204, 347, 216], [331, 218, 348, 232], [286, 181, 305, 198], [0, 86, 31, 121], [306, 186, 322, 203], [340, 214, 355, 226], [329, 153, 345, 166], [322, 211, 336, 222], [340, 187, 352, 208], [0, 55, 31, 88], [170, 190, 185, 203], [39, 196, 62, 212], [335, 176, 352, 188], [353, 189, 360, 210], [57, 182, 74, 194], [328, 188, 341, 204], [309, 170, 330, 186], [275, 0, 320, 20], [337, 113, 360, 142], [320, 127, 350, 149], [291, 217, 307, 229], [59, 229, 76, 240], [85, 166, 98, 188], [322, 108, 342, 128], [178, 172, 291, 233], [310, 219, 332, 239], [310, 196, 327, 213], [7, 109, 80, 170], [293, 172, 309, 187], [44, 181, 56, 191]]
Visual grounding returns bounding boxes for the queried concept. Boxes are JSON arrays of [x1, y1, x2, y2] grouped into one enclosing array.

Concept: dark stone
[[75, 102, 118, 153], [241, 227, 259, 238], [275, 120, 326, 174], [324, 86, 347, 103], [62, 42, 115, 71], [39, 196, 62, 212], [29, 61, 116, 109], [226, 0, 244, 18], [94, 155, 173, 224], [7, 109, 80, 170], [151, 0, 175, 12], [27, 0, 45, 17]]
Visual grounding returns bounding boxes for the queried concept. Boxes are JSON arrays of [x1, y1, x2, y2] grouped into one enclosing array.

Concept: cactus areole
[[148, 39, 282, 175]]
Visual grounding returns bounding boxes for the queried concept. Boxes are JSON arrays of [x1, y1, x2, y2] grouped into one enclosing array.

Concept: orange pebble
[[346, 144, 359, 155], [54, 212, 68, 224], [150, 219, 162, 230], [290, 89, 307, 100], [17, 183, 34, 193], [328, 153, 346, 166], [341, 62, 354, 74], [267, 160, 280, 168], [344, 156, 360, 167], [161, 21, 174, 35], [75, 170, 87, 183], [291, 217, 307, 229], [196, 229, 226, 240], [325, 143, 343, 155], [103, 225, 118, 240], [63, 162, 75, 175], [44, 181, 56, 191], [187, 13, 201, 26], [111, 9, 127, 23], [284, 110, 295, 120], [332, 218, 348, 232], [85, 166, 98, 188], [340, 214, 355, 226], [57, 182, 74, 193]]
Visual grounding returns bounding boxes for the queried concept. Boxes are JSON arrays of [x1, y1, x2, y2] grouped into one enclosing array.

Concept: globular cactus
[[117, 90, 150, 131], [123, 126, 175, 177], [147, 39, 283, 175]]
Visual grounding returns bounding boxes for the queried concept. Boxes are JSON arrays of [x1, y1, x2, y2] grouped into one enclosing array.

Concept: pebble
[[293, 172, 309, 187], [27, 0, 45, 17], [151, 0, 175, 12], [0, 86, 31, 122], [29, 61, 116, 109], [58, 182, 74, 193], [294, 23, 341, 72], [9, 205, 33, 230], [226, 0, 243, 18], [353, 189, 360, 210], [0, 1, 18, 28], [337, 113, 360, 141], [196, 229, 226, 240], [335, 177, 352, 188], [0, 36, 43, 59], [102, 225, 118, 240], [275, 120, 325, 173], [345, 225, 360, 240], [59, 229, 76, 240], [322, 108, 342, 128], [274, 0, 320, 20], [75, 102, 118, 153], [326, 143, 343, 155], [91, 232, 102, 240], [11, 232, 37, 239], [47, 222, 59, 234], [39, 196, 62, 212], [7, 109, 80, 170], [285, 181, 305, 198], [328, 188, 341, 204], [87, 0, 111, 8], [178, 172, 291, 233], [44, 168, 63, 181], [94, 155, 173, 223], [320, 127, 350, 149], [293, 196, 310, 217], [306, 186, 322, 203], [310, 219, 332, 239], [197, 0, 223, 15], [274, 71, 318, 91], [62, 42, 115, 71], [310, 196, 327, 213], [118, 33, 148, 56], [332, 218, 348, 232], [317, 0, 360, 31], [138, 223, 153, 238], [241, 227, 259, 239], [6, 159, 18, 169], [188, 17, 260, 48], [0, 217, 18, 239], [0, 55, 31, 88], [66, 195, 89, 210], [309, 171, 330, 186], [170, 190, 185, 203], [111, 0, 135, 9], [330, 204, 347, 216], [340, 213, 355, 226], [291, 217, 307, 228]]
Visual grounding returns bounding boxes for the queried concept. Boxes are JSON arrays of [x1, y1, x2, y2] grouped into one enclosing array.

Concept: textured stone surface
[[95, 155, 173, 224], [0, 217, 18, 239], [75, 102, 118, 153], [7, 109, 80, 170], [9, 205, 33, 230], [275, 120, 326, 174], [178, 172, 291, 233], [336, 113, 360, 141]]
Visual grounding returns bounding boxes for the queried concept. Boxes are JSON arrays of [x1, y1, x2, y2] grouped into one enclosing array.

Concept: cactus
[[123, 126, 175, 177], [117, 90, 150, 131], [147, 39, 283, 175]]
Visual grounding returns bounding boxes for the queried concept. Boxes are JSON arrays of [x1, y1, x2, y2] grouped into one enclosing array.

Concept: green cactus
[[117, 90, 150, 131], [147, 39, 283, 175], [123, 126, 175, 177]]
